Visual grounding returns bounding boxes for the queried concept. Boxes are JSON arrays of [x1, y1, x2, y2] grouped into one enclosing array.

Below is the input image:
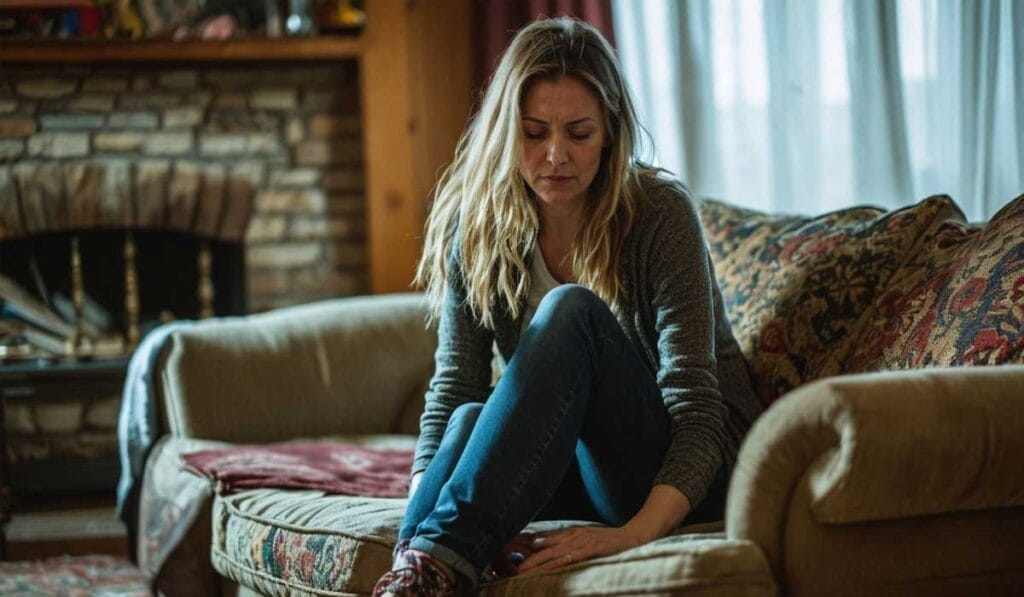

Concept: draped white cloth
[[613, 0, 1023, 220]]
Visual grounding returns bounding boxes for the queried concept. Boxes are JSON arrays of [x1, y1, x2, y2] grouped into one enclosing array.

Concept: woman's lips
[[541, 175, 573, 185]]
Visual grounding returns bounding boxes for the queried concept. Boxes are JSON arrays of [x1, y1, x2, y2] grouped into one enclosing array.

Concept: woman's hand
[[484, 532, 539, 579], [516, 525, 645, 575]]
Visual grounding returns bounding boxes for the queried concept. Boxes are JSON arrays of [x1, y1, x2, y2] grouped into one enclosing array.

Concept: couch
[[138, 192, 1024, 596]]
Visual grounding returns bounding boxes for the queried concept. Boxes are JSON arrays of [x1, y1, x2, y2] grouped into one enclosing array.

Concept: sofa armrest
[[726, 365, 1024, 572], [160, 293, 436, 443]]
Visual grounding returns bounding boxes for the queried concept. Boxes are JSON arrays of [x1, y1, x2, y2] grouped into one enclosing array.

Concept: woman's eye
[[524, 130, 545, 140], [570, 131, 592, 141]]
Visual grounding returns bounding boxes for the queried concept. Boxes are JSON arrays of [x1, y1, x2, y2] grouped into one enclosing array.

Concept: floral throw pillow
[[846, 193, 1024, 370], [700, 196, 958, 405]]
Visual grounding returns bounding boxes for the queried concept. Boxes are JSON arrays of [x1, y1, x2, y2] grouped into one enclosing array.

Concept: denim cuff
[[407, 536, 480, 591]]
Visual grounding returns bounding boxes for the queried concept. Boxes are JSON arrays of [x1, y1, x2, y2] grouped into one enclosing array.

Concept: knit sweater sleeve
[[412, 250, 495, 475], [647, 187, 727, 509]]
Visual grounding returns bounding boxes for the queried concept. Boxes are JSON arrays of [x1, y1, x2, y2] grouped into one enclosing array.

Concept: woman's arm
[[517, 484, 690, 573], [646, 185, 727, 511], [412, 246, 495, 477], [623, 483, 692, 542]]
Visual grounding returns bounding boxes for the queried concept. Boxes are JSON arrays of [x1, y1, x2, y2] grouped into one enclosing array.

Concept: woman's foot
[[372, 547, 461, 596]]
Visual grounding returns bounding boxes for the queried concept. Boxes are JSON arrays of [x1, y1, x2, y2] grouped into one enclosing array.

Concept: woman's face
[[518, 76, 608, 210]]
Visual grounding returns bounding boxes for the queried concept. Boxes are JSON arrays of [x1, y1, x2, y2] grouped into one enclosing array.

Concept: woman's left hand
[[516, 525, 645, 575]]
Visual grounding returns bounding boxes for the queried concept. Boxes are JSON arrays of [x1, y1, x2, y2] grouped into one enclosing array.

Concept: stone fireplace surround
[[0, 61, 368, 309], [0, 60, 368, 489]]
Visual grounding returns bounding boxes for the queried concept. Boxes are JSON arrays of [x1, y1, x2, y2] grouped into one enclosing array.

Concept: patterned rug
[[0, 555, 151, 596]]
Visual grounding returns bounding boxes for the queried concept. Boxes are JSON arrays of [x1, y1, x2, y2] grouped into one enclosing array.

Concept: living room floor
[[4, 491, 128, 561]]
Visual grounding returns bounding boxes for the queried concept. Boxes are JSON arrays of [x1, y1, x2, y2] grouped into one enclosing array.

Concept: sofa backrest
[[160, 293, 437, 442]]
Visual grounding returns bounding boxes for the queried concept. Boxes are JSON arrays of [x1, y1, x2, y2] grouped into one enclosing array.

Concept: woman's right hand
[[408, 471, 424, 499], [485, 532, 538, 579]]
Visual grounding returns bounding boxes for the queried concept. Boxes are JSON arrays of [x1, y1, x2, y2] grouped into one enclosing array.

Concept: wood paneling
[[361, 0, 474, 293]]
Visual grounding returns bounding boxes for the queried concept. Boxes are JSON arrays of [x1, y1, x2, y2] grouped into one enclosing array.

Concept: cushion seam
[[219, 493, 397, 548]]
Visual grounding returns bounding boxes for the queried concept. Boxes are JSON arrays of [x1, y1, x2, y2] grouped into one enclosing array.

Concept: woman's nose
[[546, 138, 569, 165]]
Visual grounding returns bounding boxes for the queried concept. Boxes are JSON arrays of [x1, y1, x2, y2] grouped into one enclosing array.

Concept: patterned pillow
[[700, 196, 958, 405], [845, 193, 1024, 370]]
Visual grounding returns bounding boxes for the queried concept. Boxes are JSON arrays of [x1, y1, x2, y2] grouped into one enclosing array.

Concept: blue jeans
[[399, 285, 727, 586]]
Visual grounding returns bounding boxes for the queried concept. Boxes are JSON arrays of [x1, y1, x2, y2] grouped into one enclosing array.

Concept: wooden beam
[[361, 0, 473, 294], [408, 0, 475, 259]]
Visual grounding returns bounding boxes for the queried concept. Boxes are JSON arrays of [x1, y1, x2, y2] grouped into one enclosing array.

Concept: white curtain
[[613, 0, 1024, 220]]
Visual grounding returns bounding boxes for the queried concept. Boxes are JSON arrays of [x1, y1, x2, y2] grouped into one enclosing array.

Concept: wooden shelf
[[0, 36, 363, 63]]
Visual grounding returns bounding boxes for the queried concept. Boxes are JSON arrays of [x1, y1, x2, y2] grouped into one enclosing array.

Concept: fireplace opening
[[2, 229, 246, 345]]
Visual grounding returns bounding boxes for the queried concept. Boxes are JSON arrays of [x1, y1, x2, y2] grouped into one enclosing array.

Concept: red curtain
[[473, 0, 616, 91]]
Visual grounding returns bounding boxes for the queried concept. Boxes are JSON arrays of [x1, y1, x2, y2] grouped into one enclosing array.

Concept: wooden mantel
[[0, 36, 363, 62], [0, 0, 475, 295]]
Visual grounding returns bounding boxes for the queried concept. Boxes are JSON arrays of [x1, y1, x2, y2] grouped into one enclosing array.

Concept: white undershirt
[[519, 245, 563, 335], [493, 247, 563, 378]]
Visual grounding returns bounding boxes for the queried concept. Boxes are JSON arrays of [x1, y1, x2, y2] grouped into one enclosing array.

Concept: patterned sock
[[372, 547, 463, 597]]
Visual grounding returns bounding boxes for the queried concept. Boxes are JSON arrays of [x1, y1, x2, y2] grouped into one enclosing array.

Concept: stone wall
[[5, 394, 120, 467], [0, 61, 367, 312], [0, 62, 368, 481]]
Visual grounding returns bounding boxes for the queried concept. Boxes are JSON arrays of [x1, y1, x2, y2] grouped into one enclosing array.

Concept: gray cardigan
[[413, 176, 762, 509]]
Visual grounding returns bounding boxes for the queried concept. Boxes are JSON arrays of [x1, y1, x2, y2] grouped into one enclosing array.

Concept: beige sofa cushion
[[211, 480, 775, 596], [483, 534, 775, 596], [212, 489, 403, 596]]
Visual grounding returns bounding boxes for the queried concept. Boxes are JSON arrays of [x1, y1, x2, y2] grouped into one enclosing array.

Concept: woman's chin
[[533, 190, 586, 208]]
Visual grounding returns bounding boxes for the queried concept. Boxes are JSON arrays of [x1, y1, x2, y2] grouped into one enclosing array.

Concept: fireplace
[[0, 59, 368, 493]]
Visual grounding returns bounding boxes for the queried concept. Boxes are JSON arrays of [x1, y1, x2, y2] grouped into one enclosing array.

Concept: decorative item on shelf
[[285, 0, 314, 36], [315, 0, 364, 35], [123, 232, 140, 348], [94, 0, 145, 38], [0, 0, 103, 40], [197, 242, 214, 319], [264, 0, 282, 37], [168, 0, 268, 40], [137, 0, 201, 37]]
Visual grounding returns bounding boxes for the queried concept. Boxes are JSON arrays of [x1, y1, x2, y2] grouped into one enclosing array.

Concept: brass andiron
[[65, 236, 93, 359], [198, 242, 214, 319], [124, 232, 140, 347]]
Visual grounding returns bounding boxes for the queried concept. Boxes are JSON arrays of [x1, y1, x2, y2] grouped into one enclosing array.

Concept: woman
[[374, 17, 762, 596]]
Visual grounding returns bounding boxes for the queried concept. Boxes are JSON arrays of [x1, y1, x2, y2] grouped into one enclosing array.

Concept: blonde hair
[[416, 17, 649, 329]]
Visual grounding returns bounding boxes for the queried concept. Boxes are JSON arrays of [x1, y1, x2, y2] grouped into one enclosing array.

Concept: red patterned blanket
[[182, 442, 413, 497]]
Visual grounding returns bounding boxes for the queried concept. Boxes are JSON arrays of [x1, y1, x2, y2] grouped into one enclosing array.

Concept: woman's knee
[[536, 284, 607, 322]]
